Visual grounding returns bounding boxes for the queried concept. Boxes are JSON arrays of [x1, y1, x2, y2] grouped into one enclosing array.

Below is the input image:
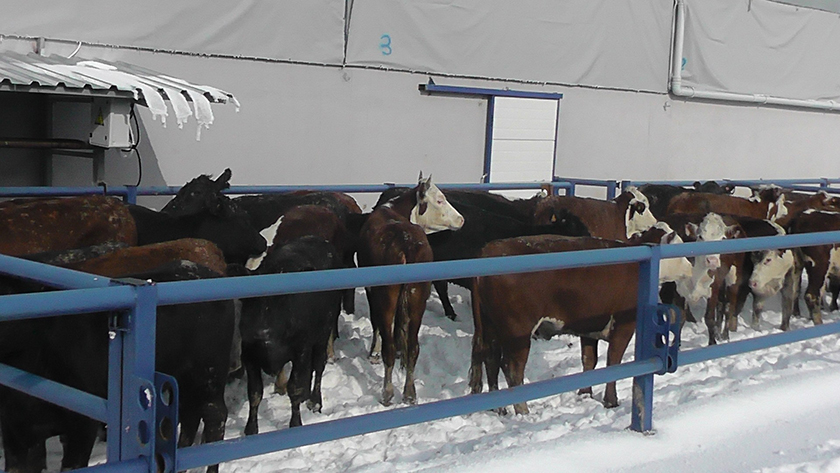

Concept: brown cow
[[357, 174, 463, 405], [65, 238, 228, 277], [532, 187, 656, 241], [468, 226, 694, 414], [0, 195, 137, 256], [779, 210, 840, 331]]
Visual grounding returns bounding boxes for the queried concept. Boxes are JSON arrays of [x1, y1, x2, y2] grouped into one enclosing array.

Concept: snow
[[43, 285, 840, 472]]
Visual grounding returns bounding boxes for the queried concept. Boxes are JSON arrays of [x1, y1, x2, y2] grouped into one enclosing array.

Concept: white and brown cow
[[532, 187, 657, 241]]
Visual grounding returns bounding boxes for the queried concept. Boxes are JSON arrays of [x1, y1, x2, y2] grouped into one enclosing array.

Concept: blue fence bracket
[[154, 373, 179, 473], [653, 304, 680, 375]]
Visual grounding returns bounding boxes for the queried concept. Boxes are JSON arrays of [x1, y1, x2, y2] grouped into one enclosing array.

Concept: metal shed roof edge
[[0, 51, 238, 108]]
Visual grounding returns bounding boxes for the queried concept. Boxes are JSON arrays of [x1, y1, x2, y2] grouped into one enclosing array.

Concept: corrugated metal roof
[[0, 51, 239, 133]]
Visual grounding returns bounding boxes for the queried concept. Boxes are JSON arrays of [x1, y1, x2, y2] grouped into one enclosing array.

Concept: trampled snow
[[45, 286, 840, 473]]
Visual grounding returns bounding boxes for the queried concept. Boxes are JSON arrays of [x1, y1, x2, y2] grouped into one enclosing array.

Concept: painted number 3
[[380, 34, 392, 56]]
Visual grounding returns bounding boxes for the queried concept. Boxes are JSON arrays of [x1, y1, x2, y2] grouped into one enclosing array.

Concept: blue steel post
[[124, 186, 138, 205], [107, 309, 125, 462], [606, 180, 617, 200], [482, 96, 495, 183], [119, 281, 158, 470], [631, 246, 661, 433]]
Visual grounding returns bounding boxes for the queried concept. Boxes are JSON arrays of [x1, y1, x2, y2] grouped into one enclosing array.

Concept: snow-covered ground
[[45, 284, 840, 472]]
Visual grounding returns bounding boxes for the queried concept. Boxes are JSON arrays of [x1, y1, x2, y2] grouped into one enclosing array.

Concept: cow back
[[0, 196, 137, 256]]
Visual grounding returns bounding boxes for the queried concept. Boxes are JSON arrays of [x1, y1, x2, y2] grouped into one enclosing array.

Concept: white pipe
[[670, 0, 840, 112]]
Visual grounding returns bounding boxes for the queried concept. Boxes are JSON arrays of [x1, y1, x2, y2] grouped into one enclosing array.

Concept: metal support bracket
[[154, 372, 179, 473], [652, 304, 681, 375]]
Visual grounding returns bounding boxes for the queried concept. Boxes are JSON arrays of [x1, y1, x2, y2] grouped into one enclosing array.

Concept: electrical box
[[89, 98, 132, 148]]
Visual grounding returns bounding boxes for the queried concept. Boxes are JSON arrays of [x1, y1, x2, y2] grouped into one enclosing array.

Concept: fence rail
[[2, 180, 840, 472]]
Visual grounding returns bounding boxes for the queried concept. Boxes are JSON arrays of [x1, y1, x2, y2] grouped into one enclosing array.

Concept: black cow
[[0, 261, 234, 473], [128, 203, 265, 267], [240, 236, 344, 432]]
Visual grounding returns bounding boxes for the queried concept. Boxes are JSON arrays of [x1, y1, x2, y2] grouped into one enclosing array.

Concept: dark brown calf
[[0, 195, 137, 256], [357, 175, 463, 405]]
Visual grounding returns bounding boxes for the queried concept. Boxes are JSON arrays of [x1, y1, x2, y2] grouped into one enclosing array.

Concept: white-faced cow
[[532, 187, 657, 241], [358, 173, 463, 405]]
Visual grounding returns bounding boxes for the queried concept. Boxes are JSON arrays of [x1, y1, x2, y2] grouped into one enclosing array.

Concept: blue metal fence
[[2, 181, 840, 472]]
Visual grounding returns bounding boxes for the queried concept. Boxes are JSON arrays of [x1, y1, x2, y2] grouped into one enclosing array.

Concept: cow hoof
[[369, 354, 382, 365], [603, 399, 619, 409], [244, 423, 258, 436], [491, 406, 509, 416], [577, 387, 593, 397], [445, 311, 457, 321], [306, 399, 322, 412]]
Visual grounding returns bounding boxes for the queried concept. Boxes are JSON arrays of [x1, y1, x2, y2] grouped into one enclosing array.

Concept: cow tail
[[395, 283, 410, 371]]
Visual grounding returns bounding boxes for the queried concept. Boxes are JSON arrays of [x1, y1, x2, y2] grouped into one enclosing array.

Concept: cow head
[[409, 173, 465, 233], [619, 187, 657, 238], [749, 248, 794, 297], [681, 213, 743, 302], [162, 168, 233, 218]]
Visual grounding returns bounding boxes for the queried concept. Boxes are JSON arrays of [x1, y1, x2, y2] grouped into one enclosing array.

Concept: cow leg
[[497, 337, 530, 415], [364, 287, 385, 364], [704, 276, 722, 345], [59, 417, 99, 471], [367, 286, 398, 405], [604, 316, 635, 408], [273, 362, 291, 395], [434, 280, 458, 320], [577, 337, 598, 397], [468, 327, 486, 395], [243, 358, 264, 436], [781, 261, 802, 331], [660, 282, 695, 324], [178, 402, 202, 449], [829, 274, 840, 312], [803, 256, 828, 326], [307, 341, 329, 413], [198, 394, 228, 473], [288, 350, 314, 428], [751, 293, 766, 331], [402, 282, 429, 405], [730, 283, 751, 333]]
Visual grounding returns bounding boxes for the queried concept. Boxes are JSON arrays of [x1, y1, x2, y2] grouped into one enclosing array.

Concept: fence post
[[124, 186, 138, 205], [606, 180, 617, 200], [631, 246, 660, 433], [110, 280, 158, 471]]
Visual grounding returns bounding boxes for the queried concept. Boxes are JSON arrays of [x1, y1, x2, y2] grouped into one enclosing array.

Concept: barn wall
[[2, 0, 839, 205]]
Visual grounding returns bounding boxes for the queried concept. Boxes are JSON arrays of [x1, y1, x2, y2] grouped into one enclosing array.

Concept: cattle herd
[[1, 171, 840, 472]]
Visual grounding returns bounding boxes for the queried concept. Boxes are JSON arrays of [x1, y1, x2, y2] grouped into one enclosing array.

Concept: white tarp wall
[[681, 0, 840, 102], [2, 0, 840, 201]]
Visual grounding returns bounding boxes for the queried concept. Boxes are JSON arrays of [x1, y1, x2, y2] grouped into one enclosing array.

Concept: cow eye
[[764, 258, 772, 264]]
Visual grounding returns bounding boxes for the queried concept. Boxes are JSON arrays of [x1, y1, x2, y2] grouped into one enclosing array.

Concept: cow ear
[[663, 232, 678, 244], [684, 222, 699, 239], [724, 225, 743, 239], [215, 168, 232, 190]]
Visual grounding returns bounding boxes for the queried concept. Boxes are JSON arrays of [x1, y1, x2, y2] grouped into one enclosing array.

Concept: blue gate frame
[[1, 178, 840, 472]]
